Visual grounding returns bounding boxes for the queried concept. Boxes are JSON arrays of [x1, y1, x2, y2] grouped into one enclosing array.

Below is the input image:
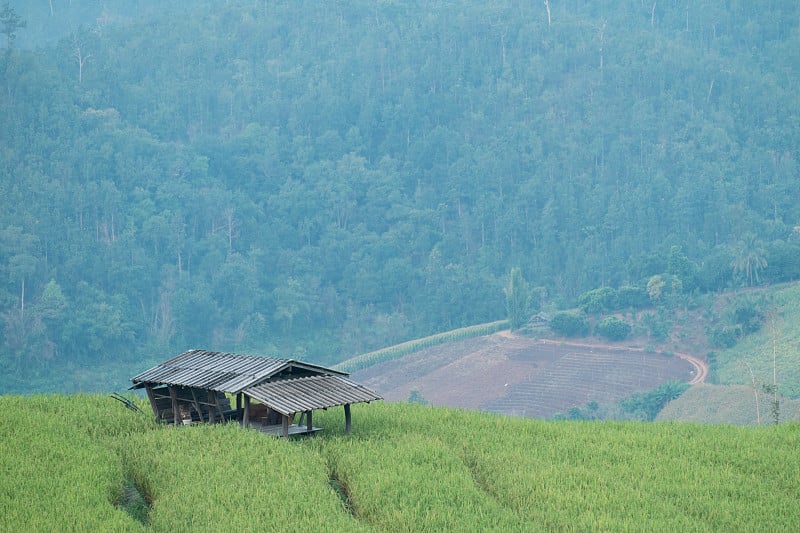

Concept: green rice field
[[1, 395, 798, 531]]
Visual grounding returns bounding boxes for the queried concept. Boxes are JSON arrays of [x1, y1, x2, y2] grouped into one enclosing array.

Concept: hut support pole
[[190, 388, 204, 421], [168, 386, 179, 427], [242, 395, 250, 428], [306, 410, 313, 432], [144, 385, 158, 419], [344, 404, 352, 434], [214, 394, 225, 421], [281, 414, 289, 438]]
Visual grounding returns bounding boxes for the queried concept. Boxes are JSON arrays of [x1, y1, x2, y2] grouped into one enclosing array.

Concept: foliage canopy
[[1, 1, 799, 391]]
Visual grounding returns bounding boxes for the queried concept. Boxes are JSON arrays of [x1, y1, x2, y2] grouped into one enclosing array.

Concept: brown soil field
[[352, 332, 700, 419]]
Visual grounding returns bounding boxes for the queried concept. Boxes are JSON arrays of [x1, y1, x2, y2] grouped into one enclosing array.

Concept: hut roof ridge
[[130, 348, 348, 393]]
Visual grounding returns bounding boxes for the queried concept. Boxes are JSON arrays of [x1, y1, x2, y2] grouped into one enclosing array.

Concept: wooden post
[[242, 395, 250, 428], [281, 414, 289, 438], [344, 404, 352, 434], [236, 393, 242, 411], [213, 392, 225, 421], [306, 410, 313, 432], [207, 390, 215, 424], [190, 388, 204, 422], [168, 386, 179, 427], [144, 385, 158, 418]]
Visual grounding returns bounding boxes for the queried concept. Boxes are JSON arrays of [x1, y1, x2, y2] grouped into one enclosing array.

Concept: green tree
[[504, 267, 530, 330], [0, 227, 40, 338], [764, 240, 800, 283], [731, 233, 768, 286], [35, 279, 68, 358], [667, 245, 697, 291], [595, 316, 631, 341], [646, 275, 666, 304], [172, 279, 218, 348], [549, 311, 589, 338], [616, 285, 649, 309], [578, 287, 618, 314], [60, 284, 135, 362], [0, 3, 25, 48], [272, 277, 309, 334], [621, 381, 690, 421], [696, 246, 734, 291]]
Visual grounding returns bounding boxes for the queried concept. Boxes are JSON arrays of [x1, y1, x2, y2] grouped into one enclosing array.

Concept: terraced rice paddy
[[354, 333, 693, 417], [1, 395, 798, 531]]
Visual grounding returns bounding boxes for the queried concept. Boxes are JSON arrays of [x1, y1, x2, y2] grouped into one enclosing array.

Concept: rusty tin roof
[[245, 374, 382, 415], [130, 349, 349, 394]]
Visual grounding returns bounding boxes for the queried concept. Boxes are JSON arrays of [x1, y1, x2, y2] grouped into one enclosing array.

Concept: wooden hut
[[130, 349, 382, 437]]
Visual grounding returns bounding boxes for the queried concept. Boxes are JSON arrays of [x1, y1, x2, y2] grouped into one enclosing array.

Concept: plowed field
[[352, 332, 700, 418]]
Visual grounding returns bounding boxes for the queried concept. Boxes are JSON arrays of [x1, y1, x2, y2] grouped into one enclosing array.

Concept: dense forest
[[1, 1, 799, 392]]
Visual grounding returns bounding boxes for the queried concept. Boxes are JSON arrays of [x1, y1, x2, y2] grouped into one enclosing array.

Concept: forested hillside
[[1, 1, 799, 392]]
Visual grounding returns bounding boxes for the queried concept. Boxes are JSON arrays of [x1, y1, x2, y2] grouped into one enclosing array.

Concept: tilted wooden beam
[[144, 385, 158, 418]]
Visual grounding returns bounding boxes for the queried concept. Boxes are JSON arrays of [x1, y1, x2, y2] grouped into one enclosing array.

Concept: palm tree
[[731, 233, 768, 286]]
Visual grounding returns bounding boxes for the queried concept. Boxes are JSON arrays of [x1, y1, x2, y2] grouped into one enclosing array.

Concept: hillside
[[353, 333, 696, 418], [350, 283, 800, 424], [657, 384, 800, 425], [2, 1, 800, 393], [662, 283, 800, 424], [2, 395, 798, 531]]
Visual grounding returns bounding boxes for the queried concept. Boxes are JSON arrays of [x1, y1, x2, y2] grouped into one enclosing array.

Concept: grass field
[[2, 395, 798, 531]]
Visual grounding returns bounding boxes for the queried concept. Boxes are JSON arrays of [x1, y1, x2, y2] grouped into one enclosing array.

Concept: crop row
[[484, 351, 692, 417], [333, 319, 509, 373]]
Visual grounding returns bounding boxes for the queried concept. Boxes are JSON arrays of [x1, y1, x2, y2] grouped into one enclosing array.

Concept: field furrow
[[356, 333, 695, 418]]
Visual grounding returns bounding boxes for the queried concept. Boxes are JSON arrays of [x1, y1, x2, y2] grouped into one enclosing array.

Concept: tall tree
[[0, 3, 25, 48], [504, 267, 530, 331], [731, 233, 768, 287]]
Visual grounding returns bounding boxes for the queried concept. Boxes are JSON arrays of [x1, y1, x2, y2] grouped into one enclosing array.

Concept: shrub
[[549, 311, 589, 337], [732, 299, 764, 334], [595, 317, 631, 341], [616, 285, 649, 309], [407, 389, 429, 405], [642, 311, 670, 341], [621, 381, 690, 421], [707, 324, 740, 348], [578, 287, 618, 314]]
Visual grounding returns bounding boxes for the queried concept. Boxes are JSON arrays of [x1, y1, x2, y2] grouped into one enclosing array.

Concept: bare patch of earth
[[353, 332, 697, 419]]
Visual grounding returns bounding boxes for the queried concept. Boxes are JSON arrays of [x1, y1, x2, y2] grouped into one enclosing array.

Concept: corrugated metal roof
[[244, 375, 383, 415], [130, 349, 348, 393]]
